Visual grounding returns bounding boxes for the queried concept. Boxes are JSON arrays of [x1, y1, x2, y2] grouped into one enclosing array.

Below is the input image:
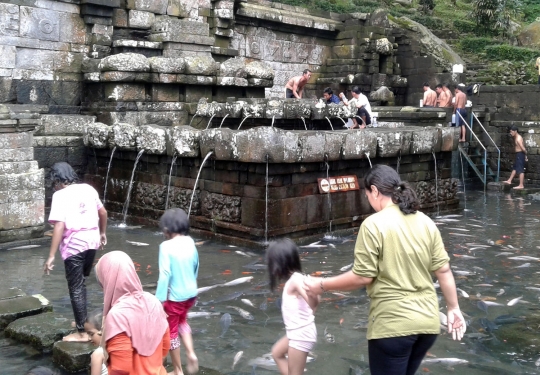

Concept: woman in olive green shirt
[[305, 165, 465, 375]]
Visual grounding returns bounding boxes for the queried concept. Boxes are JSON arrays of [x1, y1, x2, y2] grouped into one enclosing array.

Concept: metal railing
[[471, 112, 500, 182], [457, 111, 488, 189]]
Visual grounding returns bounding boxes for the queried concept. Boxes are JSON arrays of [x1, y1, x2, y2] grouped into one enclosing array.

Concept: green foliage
[[419, 0, 436, 14], [522, 0, 540, 23], [459, 37, 502, 52], [410, 15, 442, 29], [453, 19, 477, 33], [470, 0, 522, 37], [484, 44, 539, 62]]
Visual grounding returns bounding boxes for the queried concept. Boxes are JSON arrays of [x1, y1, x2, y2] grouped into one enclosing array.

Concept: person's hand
[[44, 255, 55, 275], [303, 275, 323, 296], [447, 307, 466, 340], [100, 233, 107, 249]]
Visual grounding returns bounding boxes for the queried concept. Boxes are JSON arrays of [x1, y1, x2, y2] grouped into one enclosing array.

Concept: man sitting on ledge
[[284, 69, 311, 99], [340, 86, 372, 129], [323, 87, 341, 104]]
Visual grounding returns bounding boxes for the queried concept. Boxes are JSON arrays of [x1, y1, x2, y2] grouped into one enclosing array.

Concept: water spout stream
[[325, 161, 333, 234], [238, 116, 250, 130], [324, 117, 334, 131], [365, 151, 372, 168], [188, 151, 214, 218], [205, 114, 216, 130], [121, 149, 145, 225], [219, 114, 229, 128], [189, 113, 198, 127], [165, 153, 178, 210], [337, 116, 347, 126], [432, 151, 440, 216], [265, 154, 269, 245], [396, 149, 401, 174], [459, 152, 467, 209], [300, 117, 307, 131], [271, 115, 275, 128], [103, 146, 116, 204]]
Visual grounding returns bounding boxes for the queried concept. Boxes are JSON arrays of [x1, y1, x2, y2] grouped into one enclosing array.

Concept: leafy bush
[[419, 0, 435, 14], [410, 15, 442, 29], [522, 0, 540, 23], [471, 0, 521, 37], [453, 19, 477, 33], [485, 45, 539, 62], [459, 37, 501, 52]]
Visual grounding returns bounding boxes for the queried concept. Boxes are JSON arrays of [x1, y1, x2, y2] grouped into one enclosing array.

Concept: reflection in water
[[2, 191, 540, 374]]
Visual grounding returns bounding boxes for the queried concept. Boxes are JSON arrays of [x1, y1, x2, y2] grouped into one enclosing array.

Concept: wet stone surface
[[52, 341, 94, 373], [0, 295, 50, 330]]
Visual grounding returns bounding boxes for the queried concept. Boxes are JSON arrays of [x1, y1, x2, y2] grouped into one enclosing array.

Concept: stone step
[[0, 293, 51, 330]]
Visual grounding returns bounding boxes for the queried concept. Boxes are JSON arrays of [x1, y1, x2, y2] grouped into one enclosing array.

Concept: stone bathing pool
[[3, 190, 540, 375]]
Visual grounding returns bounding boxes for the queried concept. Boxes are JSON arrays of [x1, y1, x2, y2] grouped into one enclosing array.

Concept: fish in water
[[248, 356, 277, 371], [452, 270, 475, 276], [300, 241, 328, 248], [232, 351, 244, 369], [243, 264, 267, 270], [197, 284, 220, 294], [203, 291, 244, 305], [497, 289, 505, 296], [514, 263, 531, 268], [236, 251, 253, 257], [340, 263, 353, 272], [494, 314, 525, 325], [187, 312, 220, 318], [456, 288, 469, 298], [7, 244, 42, 250], [507, 296, 522, 306], [241, 298, 256, 308], [449, 233, 474, 237], [26, 366, 60, 375], [526, 287, 540, 292], [324, 326, 335, 343], [227, 305, 254, 320], [479, 317, 499, 332], [222, 276, 254, 287], [495, 252, 513, 257], [126, 240, 149, 246], [465, 332, 490, 339], [220, 313, 231, 337], [453, 254, 478, 260], [259, 301, 268, 311], [509, 256, 540, 261], [422, 358, 469, 366]]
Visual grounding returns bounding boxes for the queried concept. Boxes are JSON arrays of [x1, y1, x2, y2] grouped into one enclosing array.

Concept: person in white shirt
[[340, 86, 372, 129]]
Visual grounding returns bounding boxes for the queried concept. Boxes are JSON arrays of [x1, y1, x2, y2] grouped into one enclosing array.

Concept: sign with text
[[317, 175, 359, 194]]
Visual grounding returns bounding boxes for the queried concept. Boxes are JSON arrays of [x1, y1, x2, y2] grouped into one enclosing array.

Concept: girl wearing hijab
[[96, 251, 170, 374], [305, 165, 466, 375]]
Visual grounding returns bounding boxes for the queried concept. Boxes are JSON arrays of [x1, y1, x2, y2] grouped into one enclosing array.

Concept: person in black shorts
[[503, 125, 528, 189]]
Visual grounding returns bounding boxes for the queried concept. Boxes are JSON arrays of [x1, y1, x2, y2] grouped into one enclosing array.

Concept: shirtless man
[[436, 84, 452, 108], [453, 84, 467, 142], [503, 125, 528, 189], [285, 69, 311, 99], [422, 83, 437, 107]]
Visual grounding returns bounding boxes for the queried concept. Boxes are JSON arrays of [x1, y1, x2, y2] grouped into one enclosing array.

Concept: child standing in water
[[267, 239, 319, 375], [84, 309, 108, 375], [43, 162, 107, 342], [156, 208, 199, 375]]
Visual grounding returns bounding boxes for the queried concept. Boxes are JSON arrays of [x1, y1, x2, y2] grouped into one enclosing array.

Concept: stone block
[[441, 127, 459, 152], [0, 189, 44, 204], [20, 7, 60, 42], [99, 53, 150, 72], [152, 84, 179, 102], [129, 10, 155, 29], [148, 57, 185, 73], [139, 110, 188, 127], [376, 129, 412, 157], [83, 122, 110, 148], [136, 124, 167, 154], [60, 12, 87, 44], [52, 341, 94, 373], [167, 126, 201, 157], [0, 296, 48, 330], [0, 132, 33, 149], [5, 312, 72, 352], [101, 71, 151, 82], [152, 18, 210, 38], [0, 46, 16, 69], [112, 8, 128, 27], [109, 123, 139, 150], [0, 147, 33, 162], [185, 86, 212, 103], [0, 3, 19, 37], [200, 127, 235, 160], [39, 115, 95, 136], [184, 55, 217, 75], [410, 127, 441, 154], [245, 60, 274, 79], [104, 83, 146, 101], [342, 130, 378, 159], [127, 0, 168, 14]]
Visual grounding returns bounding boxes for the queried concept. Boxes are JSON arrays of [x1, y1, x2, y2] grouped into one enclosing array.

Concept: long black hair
[[364, 165, 419, 214], [266, 238, 302, 292], [50, 162, 79, 185]]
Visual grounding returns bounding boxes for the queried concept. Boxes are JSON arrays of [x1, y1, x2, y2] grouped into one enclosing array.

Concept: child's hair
[[159, 208, 190, 235], [50, 162, 79, 185], [266, 238, 302, 292], [86, 308, 103, 331]]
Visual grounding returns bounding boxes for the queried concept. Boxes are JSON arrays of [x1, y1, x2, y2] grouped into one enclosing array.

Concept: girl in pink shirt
[[43, 162, 108, 342], [267, 239, 319, 375]]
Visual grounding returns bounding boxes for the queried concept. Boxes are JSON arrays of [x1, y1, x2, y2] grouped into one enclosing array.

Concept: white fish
[[331, 292, 349, 297], [469, 247, 488, 251], [324, 326, 335, 343], [340, 263, 353, 272], [436, 218, 461, 222], [482, 301, 504, 307], [235, 251, 253, 257], [126, 240, 149, 246], [496, 289, 505, 296], [241, 299, 256, 308], [232, 351, 244, 369], [456, 288, 469, 298], [222, 276, 254, 287], [300, 241, 327, 248], [495, 252, 513, 256], [227, 305, 254, 320], [514, 263, 531, 268], [197, 284, 220, 294], [535, 357, 540, 367], [187, 312, 220, 318], [508, 256, 540, 261], [449, 233, 474, 237], [526, 287, 540, 292], [466, 243, 490, 247], [452, 270, 475, 276], [228, 245, 237, 248], [436, 214, 462, 219], [474, 284, 493, 287], [453, 254, 478, 260], [422, 358, 469, 366], [6, 244, 41, 250], [329, 243, 336, 249], [507, 296, 523, 306], [447, 227, 470, 232], [248, 356, 277, 371]]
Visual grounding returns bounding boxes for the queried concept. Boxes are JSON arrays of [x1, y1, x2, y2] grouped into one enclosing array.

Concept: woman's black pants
[[64, 250, 97, 332], [368, 334, 438, 375]]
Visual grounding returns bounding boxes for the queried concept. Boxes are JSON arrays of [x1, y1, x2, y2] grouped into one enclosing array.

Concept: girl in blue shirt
[[156, 208, 199, 375]]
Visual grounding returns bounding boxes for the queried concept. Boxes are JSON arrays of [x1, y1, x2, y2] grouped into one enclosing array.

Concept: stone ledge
[[53, 341, 94, 373], [0, 295, 51, 330]]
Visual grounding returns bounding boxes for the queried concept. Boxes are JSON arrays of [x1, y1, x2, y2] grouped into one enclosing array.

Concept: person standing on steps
[[43, 162, 107, 342], [453, 84, 468, 142], [422, 83, 437, 107], [503, 125, 528, 190], [284, 69, 311, 99]]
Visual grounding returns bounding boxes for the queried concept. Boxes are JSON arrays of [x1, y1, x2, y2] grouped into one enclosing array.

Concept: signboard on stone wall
[[318, 175, 359, 194]]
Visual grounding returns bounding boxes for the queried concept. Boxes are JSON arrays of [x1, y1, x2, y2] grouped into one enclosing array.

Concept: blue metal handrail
[[457, 111, 487, 189], [471, 112, 500, 182]]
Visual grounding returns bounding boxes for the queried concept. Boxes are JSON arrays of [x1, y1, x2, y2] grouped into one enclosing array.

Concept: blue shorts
[[514, 152, 526, 174], [456, 108, 468, 127]]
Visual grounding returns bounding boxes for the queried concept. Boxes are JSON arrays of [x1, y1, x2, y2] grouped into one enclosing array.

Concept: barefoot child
[[43, 162, 107, 342], [156, 208, 199, 375], [84, 309, 108, 375], [266, 239, 319, 375]]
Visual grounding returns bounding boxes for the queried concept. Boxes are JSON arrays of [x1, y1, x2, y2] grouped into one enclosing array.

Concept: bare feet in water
[[63, 331, 90, 342], [187, 354, 199, 374]]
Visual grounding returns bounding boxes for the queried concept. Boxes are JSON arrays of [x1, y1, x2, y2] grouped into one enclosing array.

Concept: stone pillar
[[0, 105, 45, 243]]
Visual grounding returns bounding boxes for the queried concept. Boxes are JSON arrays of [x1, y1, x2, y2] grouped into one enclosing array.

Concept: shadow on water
[[2, 190, 540, 374]]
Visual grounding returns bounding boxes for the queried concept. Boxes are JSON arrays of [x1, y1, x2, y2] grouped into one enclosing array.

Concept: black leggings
[[64, 250, 97, 332], [368, 334, 438, 375]]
